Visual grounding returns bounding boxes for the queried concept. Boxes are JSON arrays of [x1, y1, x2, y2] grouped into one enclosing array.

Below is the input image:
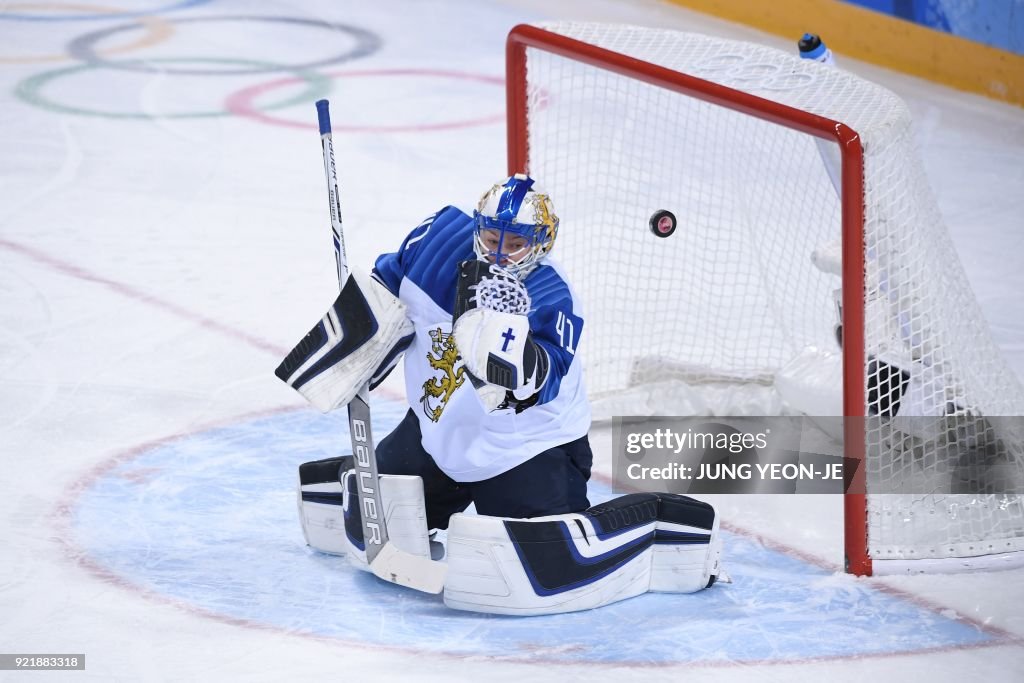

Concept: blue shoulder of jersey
[[372, 205, 476, 312]]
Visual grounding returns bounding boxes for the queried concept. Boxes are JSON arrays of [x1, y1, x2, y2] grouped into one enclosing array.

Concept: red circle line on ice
[[52, 406, 1015, 668], [225, 69, 506, 133]]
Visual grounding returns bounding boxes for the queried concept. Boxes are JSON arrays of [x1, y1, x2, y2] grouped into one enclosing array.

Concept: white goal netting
[[514, 22, 1024, 571]]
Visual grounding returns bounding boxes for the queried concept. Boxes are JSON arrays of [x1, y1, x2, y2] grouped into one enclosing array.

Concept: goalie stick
[[314, 99, 446, 594]]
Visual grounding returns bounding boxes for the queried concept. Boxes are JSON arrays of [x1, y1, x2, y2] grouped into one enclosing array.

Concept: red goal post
[[506, 23, 871, 576], [509, 21, 1024, 577]]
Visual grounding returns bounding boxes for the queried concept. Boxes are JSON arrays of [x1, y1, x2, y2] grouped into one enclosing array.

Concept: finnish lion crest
[[420, 327, 466, 422]]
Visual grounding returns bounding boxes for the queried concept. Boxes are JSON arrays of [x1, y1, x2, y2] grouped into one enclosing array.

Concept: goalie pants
[[377, 409, 592, 530]]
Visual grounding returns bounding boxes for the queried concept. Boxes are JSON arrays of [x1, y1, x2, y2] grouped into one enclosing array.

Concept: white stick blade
[[370, 542, 447, 594]]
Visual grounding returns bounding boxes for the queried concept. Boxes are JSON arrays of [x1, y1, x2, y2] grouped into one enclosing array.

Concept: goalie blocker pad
[[443, 493, 722, 615], [275, 269, 414, 412]]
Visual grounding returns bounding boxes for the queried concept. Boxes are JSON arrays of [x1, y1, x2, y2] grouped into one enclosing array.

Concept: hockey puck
[[649, 209, 677, 238]]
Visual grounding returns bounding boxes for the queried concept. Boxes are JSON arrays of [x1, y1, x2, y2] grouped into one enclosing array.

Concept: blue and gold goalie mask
[[472, 173, 559, 278]]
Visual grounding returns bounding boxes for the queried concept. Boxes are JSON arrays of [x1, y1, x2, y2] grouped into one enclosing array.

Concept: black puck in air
[[649, 209, 677, 238]]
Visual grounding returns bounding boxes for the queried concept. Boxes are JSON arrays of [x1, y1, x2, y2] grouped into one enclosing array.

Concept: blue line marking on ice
[[71, 404, 996, 664]]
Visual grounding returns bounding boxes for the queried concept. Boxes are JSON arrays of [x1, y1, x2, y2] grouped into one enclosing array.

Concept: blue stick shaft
[[315, 99, 348, 285]]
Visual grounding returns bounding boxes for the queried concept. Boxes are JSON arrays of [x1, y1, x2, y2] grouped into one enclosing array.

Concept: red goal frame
[[505, 24, 873, 576]]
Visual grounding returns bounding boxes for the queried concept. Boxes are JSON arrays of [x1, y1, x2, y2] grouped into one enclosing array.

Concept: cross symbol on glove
[[500, 327, 516, 352]]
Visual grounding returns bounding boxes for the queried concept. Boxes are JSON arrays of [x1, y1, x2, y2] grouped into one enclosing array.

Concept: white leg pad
[[443, 513, 653, 615], [297, 469, 431, 571], [443, 493, 723, 615], [341, 473, 432, 573], [650, 513, 722, 593], [297, 478, 349, 555]]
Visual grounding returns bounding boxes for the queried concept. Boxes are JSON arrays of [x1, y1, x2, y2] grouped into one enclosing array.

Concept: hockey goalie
[[277, 173, 724, 615]]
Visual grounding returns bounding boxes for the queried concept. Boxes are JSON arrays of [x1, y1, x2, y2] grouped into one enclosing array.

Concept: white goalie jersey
[[372, 205, 591, 482]]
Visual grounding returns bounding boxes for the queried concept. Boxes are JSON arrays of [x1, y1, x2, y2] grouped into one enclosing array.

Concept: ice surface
[[67, 404, 1003, 666], [2, 0, 1022, 680]]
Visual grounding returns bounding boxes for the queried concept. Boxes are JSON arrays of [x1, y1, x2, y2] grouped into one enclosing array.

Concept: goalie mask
[[473, 173, 559, 277]]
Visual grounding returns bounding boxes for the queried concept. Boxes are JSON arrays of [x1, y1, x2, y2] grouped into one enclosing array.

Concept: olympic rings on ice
[[15, 58, 333, 119], [0, 3, 172, 64], [66, 15, 381, 75], [225, 69, 507, 133], [6, 8, 494, 133], [0, 0, 210, 21]]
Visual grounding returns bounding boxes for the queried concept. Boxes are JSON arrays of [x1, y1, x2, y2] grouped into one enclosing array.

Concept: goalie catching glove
[[275, 268, 413, 412], [452, 260, 549, 402]]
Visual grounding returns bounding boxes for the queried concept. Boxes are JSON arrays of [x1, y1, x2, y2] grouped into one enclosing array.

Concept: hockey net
[[507, 22, 1024, 575]]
